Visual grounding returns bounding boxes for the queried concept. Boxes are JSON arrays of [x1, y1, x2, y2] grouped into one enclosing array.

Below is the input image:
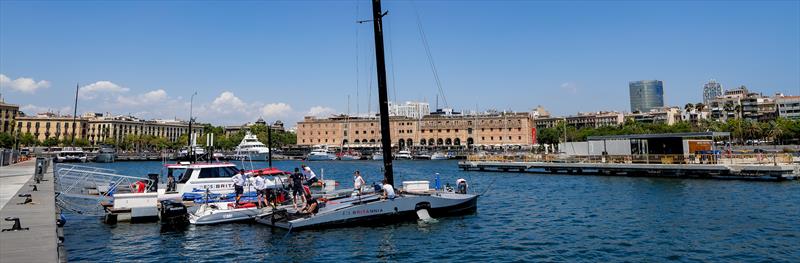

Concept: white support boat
[[158, 163, 288, 202], [55, 147, 88, 163], [189, 202, 268, 225]]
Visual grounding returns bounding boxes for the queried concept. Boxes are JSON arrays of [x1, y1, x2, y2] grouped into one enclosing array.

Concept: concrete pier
[[0, 159, 65, 262], [458, 160, 799, 181]]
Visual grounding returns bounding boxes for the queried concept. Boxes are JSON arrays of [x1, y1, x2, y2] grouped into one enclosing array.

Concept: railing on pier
[[466, 153, 796, 165], [54, 164, 155, 216]]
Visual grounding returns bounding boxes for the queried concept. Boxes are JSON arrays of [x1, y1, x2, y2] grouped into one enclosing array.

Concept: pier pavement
[[0, 159, 64, 262]]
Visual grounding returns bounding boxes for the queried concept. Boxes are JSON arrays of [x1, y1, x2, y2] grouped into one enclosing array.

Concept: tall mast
[[371, 0, 393, 186]]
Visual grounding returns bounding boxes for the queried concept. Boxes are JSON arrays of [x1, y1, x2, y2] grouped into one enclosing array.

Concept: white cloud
[[116, 89, 168, 106], [79, 81, 129, 99], [306, 106, 336, 117], [560, 82, 578, 94], [260, 103, 293, 119], [0, 74, 51, 94], [20, 104, 71, 116], [209, 91, 247, 114]]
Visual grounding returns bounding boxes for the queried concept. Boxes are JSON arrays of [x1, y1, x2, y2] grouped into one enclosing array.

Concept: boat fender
[[415, 202, 431, 211]]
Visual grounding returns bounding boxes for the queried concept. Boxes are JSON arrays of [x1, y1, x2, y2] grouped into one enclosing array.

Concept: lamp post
[[188, 92, 197, 161]]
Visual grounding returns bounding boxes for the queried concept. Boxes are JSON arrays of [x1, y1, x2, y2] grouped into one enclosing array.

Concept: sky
[[1, 0, 799, 127]]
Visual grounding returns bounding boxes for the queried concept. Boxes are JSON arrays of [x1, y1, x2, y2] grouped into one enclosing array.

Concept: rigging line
[[386, 9, 398, 105], [411, 0, 448, 108], [368, 45, 375, 115], [355, 0, 361, 116]]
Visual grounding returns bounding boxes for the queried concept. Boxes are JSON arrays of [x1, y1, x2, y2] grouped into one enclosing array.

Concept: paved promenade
[[0, 159, 63, 262]]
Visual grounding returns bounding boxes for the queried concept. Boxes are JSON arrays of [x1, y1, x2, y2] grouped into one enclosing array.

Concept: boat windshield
[[198, 166, 240, 179]]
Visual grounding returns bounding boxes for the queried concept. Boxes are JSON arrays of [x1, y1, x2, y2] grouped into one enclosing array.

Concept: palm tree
[[684, 103, 695, 112], [695, 103, 706, 112], [769, 121, 784, 144], [723, 101, 735, 120]]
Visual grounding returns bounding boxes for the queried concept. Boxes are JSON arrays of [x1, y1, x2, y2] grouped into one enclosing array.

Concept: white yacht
[[55, 147, 88, 163], [338, 150, 362, 161], [430, 152, 449, 160], [395, 150, 413, 160], [232, 131, 270, 161], [372, 152, 384, 160], [306, 146, 336, 161]]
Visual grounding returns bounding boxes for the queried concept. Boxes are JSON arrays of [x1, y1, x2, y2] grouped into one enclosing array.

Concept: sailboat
[[256, 0, 477, 230]]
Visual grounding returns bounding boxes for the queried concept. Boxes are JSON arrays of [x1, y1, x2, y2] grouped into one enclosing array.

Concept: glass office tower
[[629, 80, 664, 112]]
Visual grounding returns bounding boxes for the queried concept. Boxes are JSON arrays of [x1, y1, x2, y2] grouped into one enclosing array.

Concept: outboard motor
[[159, 200, 188, 226]]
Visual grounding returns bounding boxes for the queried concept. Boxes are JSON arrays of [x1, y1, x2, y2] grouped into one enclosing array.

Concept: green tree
[[41, 137, 59, 147], [0, 132, 13, 148], [19, 133, 38, 147]]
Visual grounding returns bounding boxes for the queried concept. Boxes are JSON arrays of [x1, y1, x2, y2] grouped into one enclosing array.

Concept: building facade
[[16, 113, 89, 142], [776, 95, 800, 120], [625, 107, 683, 125], [296, 112, 534, 148], [85, 114, 202, 145], [534, 111, 624, 130], [388, 101, 430, 119], [741, 95, 776, 122], [702, 79, 722, 105], [629, 80, 665, 112], [0, 102, 20, 134]]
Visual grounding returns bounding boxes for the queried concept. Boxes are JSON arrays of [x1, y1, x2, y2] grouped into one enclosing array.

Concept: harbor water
[[63, 160, 800, 262]]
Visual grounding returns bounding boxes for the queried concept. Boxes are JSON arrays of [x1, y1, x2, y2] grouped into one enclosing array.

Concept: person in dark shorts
[[301, 164, 320, 186], [289, 168, 305, 210], [232, 169, 246, 206]]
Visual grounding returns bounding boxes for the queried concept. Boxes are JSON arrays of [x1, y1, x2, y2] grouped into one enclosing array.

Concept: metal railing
[[466, 153, 797, 165], [55, 164, 154, 215]]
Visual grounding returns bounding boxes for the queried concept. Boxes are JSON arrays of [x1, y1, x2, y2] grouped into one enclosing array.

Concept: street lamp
[[188, 92, 197, 161]]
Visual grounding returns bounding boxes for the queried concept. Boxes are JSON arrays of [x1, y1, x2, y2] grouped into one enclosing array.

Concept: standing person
[[166, 174, 177, 192], [253, 174, 267, 208], [353, 170, 366, 196], [232, 169, 247, 207], [289, 168, 306, 210], [381, 179, 396, 200], [301, 164, 320, 186]]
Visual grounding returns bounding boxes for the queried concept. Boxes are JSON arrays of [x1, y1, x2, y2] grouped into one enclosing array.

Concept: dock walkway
[[459, 160, 800, 181], [0, 159, 64, 262]]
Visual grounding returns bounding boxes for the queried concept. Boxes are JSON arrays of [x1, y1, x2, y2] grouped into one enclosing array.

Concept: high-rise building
[[629, 80, 664, 112], [703, 79, 722, 104]]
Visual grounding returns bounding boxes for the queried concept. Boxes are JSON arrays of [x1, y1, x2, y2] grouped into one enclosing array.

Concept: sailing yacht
[[257, 0, 477, 230], [232, 131, 270, 161]]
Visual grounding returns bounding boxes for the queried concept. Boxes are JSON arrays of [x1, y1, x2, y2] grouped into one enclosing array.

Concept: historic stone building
[[296, 112, 534, 148]]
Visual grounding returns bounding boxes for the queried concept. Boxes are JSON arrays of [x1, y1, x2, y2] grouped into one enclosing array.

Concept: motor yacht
[[232, 131, 269, 161]]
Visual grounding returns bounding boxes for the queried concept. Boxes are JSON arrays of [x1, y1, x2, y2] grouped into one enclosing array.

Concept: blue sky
[[1, 0, 798, 126]]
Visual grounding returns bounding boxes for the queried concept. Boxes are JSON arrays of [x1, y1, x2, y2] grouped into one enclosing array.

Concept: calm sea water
[[63, 160, 800, 262]]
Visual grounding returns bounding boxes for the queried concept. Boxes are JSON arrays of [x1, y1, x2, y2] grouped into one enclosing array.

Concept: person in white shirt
[[231, 169, 247, 206], [381, 179, 396, 200], [254, 174, 267, 208], [353, 170, 366, 196], [301, 164, 320, 186]]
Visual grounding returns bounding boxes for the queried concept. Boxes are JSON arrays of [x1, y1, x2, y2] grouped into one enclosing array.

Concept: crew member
[[381, 179, 396, 200], [301, 164, 320, 186], [232, 169, 247, 206], [353, 170, 366, 196], [456, 178, 468, 194], [166, 174, 177, 192], [254, 174, 267, 208], [289, 168, 306, 210], [302, 193, 321, 215]]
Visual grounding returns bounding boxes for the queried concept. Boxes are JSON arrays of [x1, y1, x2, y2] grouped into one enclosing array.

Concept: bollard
[[16, 194, 33, 205], [2, 217, 29, 232]]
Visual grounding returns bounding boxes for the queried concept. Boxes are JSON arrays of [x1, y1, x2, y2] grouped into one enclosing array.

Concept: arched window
[[437, 138, 444, 145], [406, 138, 413, 147], [466, 137, 474, 145], [454, 138, 461, 145], [445, 138, 452, 145], [354, 139, 360, 144], [420, 139, 426, 145]]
